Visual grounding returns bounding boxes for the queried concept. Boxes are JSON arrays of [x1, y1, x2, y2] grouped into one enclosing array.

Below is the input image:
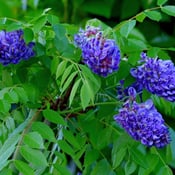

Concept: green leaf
[[23, 28, 34, 43], [60, 64, 73, 87], [28, 67, 51, 93], [161, 5, 175, 17], [116, 60, 131, 81], [63, 129, 80, 149], [147, 47, 161, 57], [124, 160, 137, 175], [142, 89, 152, 102], [0, 88, 9, 99], [120, 20, 136, 38], [0, 99, 11, 113], [126, 38, 147, 51], [56, 60, 67, 79], [146, 154, 159, 173], [5, 117, 15, 132], [33, 15, 47, 33], [5, 90, 19, 103], [54, 164, 71, 175], [129, 147, 148, 168], [69, 78, 81, 107], [157, 0, 168, 6], [61, 71, 78, 94], [80, 64, 101, 92], [0, 162, 9, 173], [47, 14, 59, 25], [14, 160, 35, 175], [80, 82, 91, 109], [0, 134, 20, 171], [138, 167, 151, 175], [86, 18, 109, 30], [6, 22, 22, 31], [53, 24, 69, 53], [34, 42, 45, 56], [136, 12, 146, 22], [32, 122, 56, 142], [43, 109, 67, 126], [91, 159, 115, 175], [112, 146, 127, 169], [144, 11, 162, 21], [84, 149, 99, 166], [53, 23, 66, 38], [0, 168, 12, 175], [58, 140, 74, 156], [2, 70, 13, 86], [20, 146, 48, 167], [23, 132, 45, 149], [157, 166, 173, 175], [14, 87, 28, 103]]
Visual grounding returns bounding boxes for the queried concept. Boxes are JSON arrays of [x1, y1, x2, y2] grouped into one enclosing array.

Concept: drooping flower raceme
[[74, 26, 120, 77], [131, 52, 175, 102], [114, 87, 170, 148], [0, 29, 35, 66]]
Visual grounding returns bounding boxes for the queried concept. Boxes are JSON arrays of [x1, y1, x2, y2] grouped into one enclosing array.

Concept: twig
[[12, 107, 44, 160]]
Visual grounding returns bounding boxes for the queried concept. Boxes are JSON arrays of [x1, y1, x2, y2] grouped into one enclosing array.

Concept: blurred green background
[[1, 0, 175, 49]]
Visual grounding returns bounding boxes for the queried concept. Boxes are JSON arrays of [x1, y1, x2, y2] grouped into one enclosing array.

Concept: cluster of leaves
[[0, 0, 175, 175]]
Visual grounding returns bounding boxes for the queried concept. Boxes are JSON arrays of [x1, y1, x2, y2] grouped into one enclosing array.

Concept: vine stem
[[0, 17, 21, 23], [61, 101, 121, 115], [114, 6, 161, 31], [12, 107, 44, 160]]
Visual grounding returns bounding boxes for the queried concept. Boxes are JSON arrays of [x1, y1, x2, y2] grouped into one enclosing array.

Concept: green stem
[[61, 101, 121, 115], [0, 17, 22, 23], [114, 6, 161, 31]]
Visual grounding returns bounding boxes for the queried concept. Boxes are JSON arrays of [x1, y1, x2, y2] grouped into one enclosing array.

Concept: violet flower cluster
[[131, 52, 175, 102], [114, 87, 170, 148], [0, 29, 35, 66], [74, 26, 120, 77]]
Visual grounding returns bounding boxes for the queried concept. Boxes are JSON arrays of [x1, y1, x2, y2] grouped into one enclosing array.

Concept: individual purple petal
[[128, 87, 137, 99], [116, 80, 143, 101]]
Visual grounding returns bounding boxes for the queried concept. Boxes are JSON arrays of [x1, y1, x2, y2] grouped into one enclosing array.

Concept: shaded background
[[1, 0, 175, 48]]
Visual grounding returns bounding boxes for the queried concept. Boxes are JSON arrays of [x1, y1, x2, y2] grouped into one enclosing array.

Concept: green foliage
[[14, 160, 35, 175], [0, 0, 175, 175], [161, 5, 175, 16]]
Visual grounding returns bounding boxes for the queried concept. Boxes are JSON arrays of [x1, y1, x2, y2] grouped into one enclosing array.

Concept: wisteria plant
[[0, 0, 175, 175]]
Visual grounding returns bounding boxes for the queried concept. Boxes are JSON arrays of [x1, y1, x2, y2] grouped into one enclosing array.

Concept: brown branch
[[65, 106, 96, 119], [50, 75, 78, 111], [12, 107, 44, 160]]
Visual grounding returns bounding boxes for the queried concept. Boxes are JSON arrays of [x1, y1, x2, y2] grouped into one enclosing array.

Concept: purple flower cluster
[[114, 87, 170, 148], [131, 52, 175, 102], [0, 29, 35, 66], [74, 26, 120, 77]]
